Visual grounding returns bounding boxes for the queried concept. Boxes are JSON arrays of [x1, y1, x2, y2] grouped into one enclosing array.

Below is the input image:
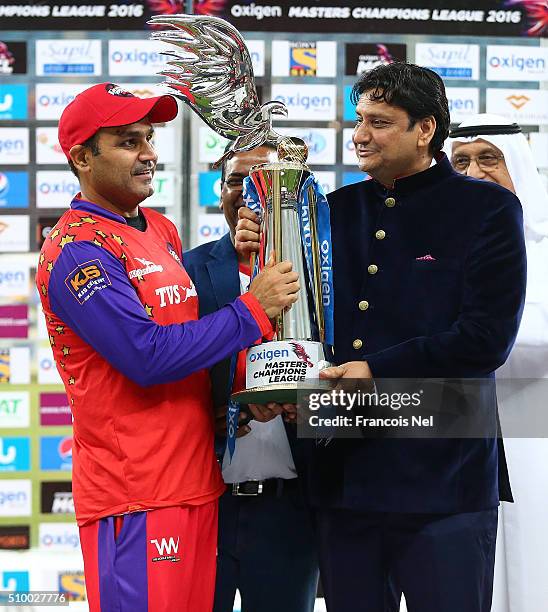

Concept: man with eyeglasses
[[447, 113, 548, 612]]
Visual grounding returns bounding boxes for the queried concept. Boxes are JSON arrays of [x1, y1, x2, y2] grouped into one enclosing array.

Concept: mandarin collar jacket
[[308, 153, 526, 513]]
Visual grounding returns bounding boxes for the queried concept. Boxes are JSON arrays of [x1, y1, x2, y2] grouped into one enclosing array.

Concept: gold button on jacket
[[367, 264, 378, 275], [385, 197, 396, 207], [352, 339, 363, 350], [359, 300, 369, 311], [375, 230, 386, 240]]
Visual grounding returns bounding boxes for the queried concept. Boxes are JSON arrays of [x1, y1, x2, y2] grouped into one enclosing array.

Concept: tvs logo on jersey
[[155, 283, 197, 307], [65, 259, 112, 305], [149, 536, 181, 562], [289, 42, 317, 76]]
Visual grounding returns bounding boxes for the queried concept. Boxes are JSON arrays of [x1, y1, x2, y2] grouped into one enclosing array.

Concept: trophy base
[[231, 380, 334, 405], [233, 340, 333, 405]]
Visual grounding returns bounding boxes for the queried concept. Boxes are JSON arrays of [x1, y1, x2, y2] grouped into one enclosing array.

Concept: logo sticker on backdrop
[[0, 42, 27, 74], [272, 41, 336, 77], [0, 172, 28, 208], [0, 525, 30, 550], [345, 43, 406, 75], [486, 88, 548, 125], [415, 43, 479, 79], [59, 572, 86, 601], [0, 85, 28, 120], [487, 45, 548, 81], [271, 84, 336, 121], [0, 128, 29, 165], [41, 481, 74, 514]]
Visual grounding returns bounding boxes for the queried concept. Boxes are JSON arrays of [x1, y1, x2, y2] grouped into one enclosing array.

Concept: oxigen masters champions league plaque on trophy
[[149, 14, 334, 403]]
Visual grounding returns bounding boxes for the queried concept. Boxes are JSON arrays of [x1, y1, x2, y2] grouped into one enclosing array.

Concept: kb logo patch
[[65, 259, 111, 305]]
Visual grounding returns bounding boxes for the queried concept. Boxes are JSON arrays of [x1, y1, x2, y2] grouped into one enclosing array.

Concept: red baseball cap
[[58, 82, 178, 160]]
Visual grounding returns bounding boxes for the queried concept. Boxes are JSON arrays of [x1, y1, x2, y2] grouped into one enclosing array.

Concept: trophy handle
[[307, 185, 325, 344]]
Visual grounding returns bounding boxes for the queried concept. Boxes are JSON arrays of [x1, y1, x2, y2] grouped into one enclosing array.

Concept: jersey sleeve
[[48, 241, 269, 387]]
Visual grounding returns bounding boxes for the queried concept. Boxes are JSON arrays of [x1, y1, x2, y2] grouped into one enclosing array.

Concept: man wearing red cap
[[35, 83, 300, 612]]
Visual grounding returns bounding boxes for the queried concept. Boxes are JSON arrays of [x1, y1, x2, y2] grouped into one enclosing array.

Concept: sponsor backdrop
[[0, 3, 547, 606]]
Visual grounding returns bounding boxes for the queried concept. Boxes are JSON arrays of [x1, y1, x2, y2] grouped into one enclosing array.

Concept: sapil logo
[[150, 536, 181, 562], [45, 41, 94, 61], [69, 265, 101, 290], [425, 46, 472, 63], [155, 283, 197, 307]]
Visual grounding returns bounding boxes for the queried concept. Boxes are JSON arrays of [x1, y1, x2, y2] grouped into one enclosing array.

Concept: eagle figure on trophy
[[148, 14, 299, 166]]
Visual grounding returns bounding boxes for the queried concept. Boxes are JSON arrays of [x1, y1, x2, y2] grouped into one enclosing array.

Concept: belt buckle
[[232, 480, 264, 496]]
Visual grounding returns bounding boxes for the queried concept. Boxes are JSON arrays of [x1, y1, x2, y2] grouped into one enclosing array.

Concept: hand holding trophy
[[150, 14, 334, 404]]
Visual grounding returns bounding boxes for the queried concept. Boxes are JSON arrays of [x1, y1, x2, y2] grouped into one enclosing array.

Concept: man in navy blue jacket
[[236, 63, 526, 612], [184, 144, 319, 612]]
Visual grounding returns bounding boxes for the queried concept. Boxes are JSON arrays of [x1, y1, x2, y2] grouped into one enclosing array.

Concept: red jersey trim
[[239, 293, 274, 339]]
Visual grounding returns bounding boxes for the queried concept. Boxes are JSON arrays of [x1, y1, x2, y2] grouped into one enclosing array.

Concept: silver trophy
[[150, 14, 332, 403]]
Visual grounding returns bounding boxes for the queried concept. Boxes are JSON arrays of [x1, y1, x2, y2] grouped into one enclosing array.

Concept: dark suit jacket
[[308, 154, 525, 513], [183, 233, 308, 475]]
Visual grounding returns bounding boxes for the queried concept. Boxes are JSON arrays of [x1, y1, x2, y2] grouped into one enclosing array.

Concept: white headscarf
[[445, 114, 548, 349], [444, 113, 548, 242]]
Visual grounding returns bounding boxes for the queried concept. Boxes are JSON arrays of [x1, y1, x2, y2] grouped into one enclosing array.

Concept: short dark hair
[[220, 141, 277, 185], [68, 133, 101, 178], [351, 62, 450, 154]]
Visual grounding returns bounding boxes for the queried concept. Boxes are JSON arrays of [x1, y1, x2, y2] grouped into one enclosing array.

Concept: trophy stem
[[272, 171, 284, 338]]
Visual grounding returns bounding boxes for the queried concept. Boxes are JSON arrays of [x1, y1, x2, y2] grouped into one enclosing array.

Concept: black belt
[[231, 478, 297, 497]]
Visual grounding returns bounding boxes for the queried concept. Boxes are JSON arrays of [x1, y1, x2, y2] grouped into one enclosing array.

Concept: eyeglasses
[[451, 153, 504, 173]]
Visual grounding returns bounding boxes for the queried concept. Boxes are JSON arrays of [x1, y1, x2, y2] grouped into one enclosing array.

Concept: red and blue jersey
[[36, 196, 271, 526]]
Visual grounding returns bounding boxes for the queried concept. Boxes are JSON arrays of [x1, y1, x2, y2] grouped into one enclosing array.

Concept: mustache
[[132, 163, 155, 175]]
